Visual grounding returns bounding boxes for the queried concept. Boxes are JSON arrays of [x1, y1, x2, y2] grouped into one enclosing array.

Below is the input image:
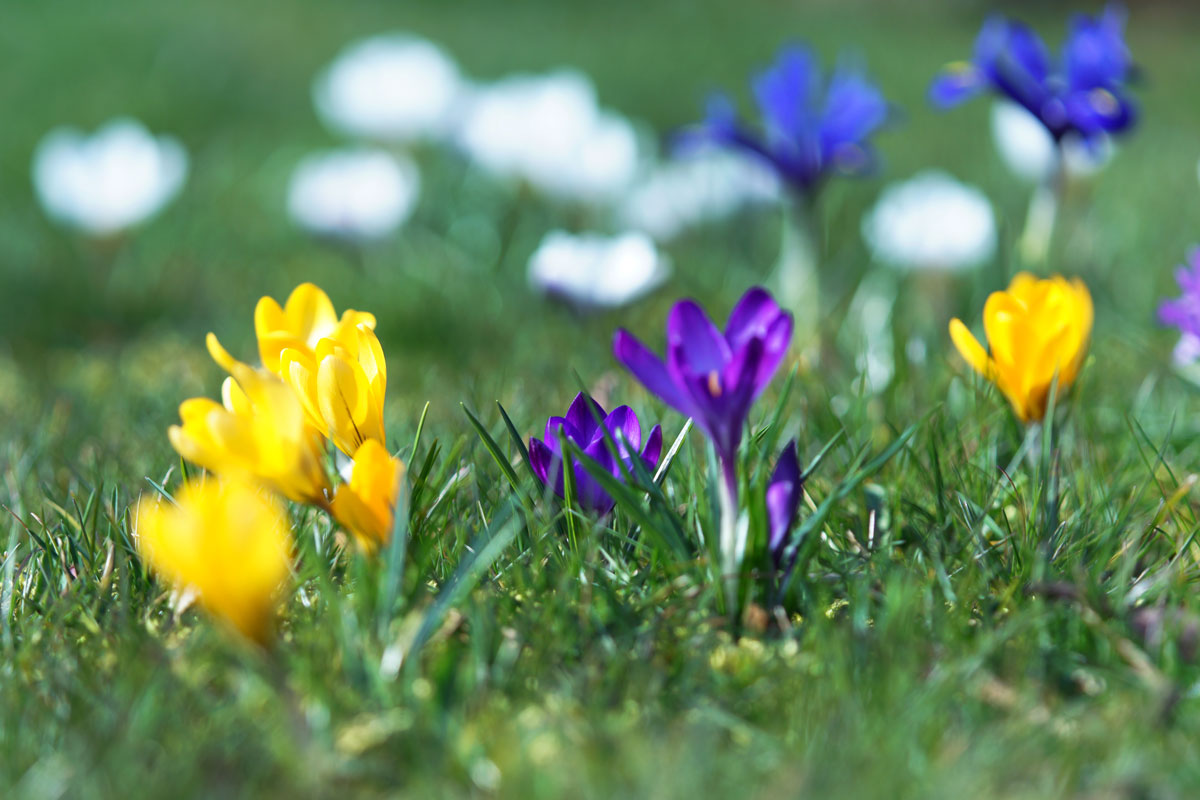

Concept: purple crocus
[[930, 6, 1136, 144], [688, 44, 890, 197], [528, 392, 663, 515], [612, 287, 793, 494], [766, 440, 803, 573], [1158, 248, 1200, 367]]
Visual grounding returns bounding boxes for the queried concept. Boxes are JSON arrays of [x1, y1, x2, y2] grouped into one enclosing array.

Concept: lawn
[[4, 1, 1200, 797]]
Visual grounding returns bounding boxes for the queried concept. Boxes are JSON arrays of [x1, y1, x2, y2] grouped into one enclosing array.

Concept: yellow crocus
[[331, 439, 405, 551], [278, 321, 387, 456], [949, 272, 1093, 423], [254, 282, 376, 375], [168, 334, 331, 506], [134, 477, 291, 644]]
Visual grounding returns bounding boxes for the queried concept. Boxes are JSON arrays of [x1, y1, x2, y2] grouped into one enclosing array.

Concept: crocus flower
[[169, 335, 331, 506], [613, 287, 793, 483], [254, 283, 376, 376], [313, 33, 464, 142], [287, 149, 421, 242], [688, 44, 889, 197], [456, 70, 641, 204], [949, 273, 1093, 423], [528, 392, 662, 515], [862, 170, 996, 272], [766, 440, 803, 573], [279, 320, 388, 457], [33, 117, 188, 236], [930, 6, 1136, 144], [527, 230, 669, 309], [1157, 248, 1200, 366], [331, 439, 405, 551], [134, 477, 291, 644]]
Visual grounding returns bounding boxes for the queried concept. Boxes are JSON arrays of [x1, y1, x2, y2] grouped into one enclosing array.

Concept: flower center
[[707, 370, 722, 397]]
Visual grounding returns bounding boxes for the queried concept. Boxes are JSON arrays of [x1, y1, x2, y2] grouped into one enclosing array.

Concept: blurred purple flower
[[686, 45, 890, 197], [612, 287, 793, 486], [766, 440, 803, 571], [529, 392, 662, 515], [1159, 248, 1200, 365], [930, 5, 1136, 143]]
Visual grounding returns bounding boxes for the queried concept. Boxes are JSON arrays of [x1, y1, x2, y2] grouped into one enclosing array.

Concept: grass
[[5, 0, 1200, 797]]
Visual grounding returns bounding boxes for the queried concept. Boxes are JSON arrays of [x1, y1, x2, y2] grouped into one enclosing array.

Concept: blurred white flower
[[619, 145, 782, 241], [528, 230, 668, 307], [862, 170, 996, 272], [33, 118, 188, 236], [990, 101, 1112, 183], [313, 33, 463, 142], [456, 70, 640, 204], [287, 149, 420, 241]]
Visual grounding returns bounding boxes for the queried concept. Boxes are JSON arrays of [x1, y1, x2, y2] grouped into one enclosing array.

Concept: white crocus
[[313, 33, 463, 142], [528, 230, 668, 308], [33, 118, 188, 236], [862, 170, 996, 272], [287, 149, 420, 241], [619, 146, 782, 241], [456, 70, 640, 204], [990, 101, 1112, 183]]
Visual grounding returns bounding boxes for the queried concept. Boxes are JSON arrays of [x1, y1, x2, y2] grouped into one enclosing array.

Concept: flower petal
[[613, 329, 692, 415], [667, 300, 732, 374], [948, 318, 991, 378]]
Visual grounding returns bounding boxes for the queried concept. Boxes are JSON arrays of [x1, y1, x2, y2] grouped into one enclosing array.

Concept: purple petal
[[565, 392, 607, 443], [725, 287, 787, 351], [753, 313, 795, 397], [667, 300, 732, 375], [528, 437, 559, 491], [752, 45, 819, 143], [575, 443, 618, 514], [543, 416, 583, 449], [767, 440, 803, 564], [820, 65, 888, 151], [600, 405, 642, 454], [1064, 6, 1131, 91], [640, 424, 664, 471], [613, 329, 693, 416]]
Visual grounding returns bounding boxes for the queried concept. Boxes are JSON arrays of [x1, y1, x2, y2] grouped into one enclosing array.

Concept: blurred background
[[2, 0, 1199, 480]]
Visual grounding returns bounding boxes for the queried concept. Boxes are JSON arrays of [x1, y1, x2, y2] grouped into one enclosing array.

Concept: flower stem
[[1018, 149, 1065, 268], [717, 457, 740, 616], [774, 196, 820, 359]]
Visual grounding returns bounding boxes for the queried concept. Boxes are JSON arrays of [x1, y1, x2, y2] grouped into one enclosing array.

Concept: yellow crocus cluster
[[135, 282, 404, 642], [949, 272, 1093, 423]]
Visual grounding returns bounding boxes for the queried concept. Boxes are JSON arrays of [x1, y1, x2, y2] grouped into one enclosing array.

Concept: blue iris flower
[[930, 5, 1136, 143], [689, 44, 891, 197]]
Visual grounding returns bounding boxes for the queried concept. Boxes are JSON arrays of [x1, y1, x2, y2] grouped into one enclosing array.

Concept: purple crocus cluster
[[929, 5, 1135, 144], [529, 392, 662, 515], [689, 44, 890, 197], [1157, 248, 1200, 366]]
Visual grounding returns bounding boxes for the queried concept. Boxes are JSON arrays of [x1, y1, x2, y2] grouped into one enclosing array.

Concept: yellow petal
[[948, 318, 991, 378], [284, 283, 338, 348]]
